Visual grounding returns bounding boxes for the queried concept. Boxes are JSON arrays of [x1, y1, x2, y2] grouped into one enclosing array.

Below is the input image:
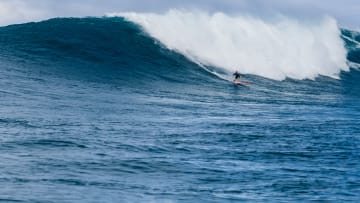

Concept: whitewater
[[109, 10, 349, 80]]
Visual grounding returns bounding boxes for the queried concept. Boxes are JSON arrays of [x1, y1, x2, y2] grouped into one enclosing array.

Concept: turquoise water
[[0, 18, 359, 202]]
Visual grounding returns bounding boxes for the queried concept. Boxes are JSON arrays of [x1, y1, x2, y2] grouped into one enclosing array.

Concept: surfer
[[233, 71, 241, 82]]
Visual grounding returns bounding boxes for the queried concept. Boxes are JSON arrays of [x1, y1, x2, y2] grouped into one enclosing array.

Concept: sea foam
[[109, 10, 348, 80]]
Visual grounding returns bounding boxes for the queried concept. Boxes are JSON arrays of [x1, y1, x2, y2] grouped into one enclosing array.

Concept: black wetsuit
[[233, 72, 241, 80]]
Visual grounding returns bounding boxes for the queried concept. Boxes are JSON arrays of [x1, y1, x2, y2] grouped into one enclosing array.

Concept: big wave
[[109, 10, 349, 80]]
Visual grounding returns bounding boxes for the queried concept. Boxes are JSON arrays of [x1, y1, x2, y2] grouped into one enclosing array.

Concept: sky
[[0, 0, 359, 28]]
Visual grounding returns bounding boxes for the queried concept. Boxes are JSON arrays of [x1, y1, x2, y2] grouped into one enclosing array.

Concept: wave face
[[0, 17, 214, 87], [111, 10, 350, 80], [0, 16, 360, 202]]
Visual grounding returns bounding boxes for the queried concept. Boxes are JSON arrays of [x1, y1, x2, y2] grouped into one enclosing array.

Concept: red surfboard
[[234, 81, 251, 86]]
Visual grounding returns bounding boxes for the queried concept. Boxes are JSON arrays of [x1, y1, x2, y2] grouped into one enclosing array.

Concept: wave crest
[[110, 10, 349, 80]]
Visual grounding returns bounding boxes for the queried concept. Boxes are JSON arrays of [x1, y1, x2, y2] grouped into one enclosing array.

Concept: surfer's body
[[233, 71, 241, 82], [233, 71, 251, 86]]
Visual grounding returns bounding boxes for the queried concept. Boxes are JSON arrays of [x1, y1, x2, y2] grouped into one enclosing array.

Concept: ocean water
[[0, 16, 359, 202]]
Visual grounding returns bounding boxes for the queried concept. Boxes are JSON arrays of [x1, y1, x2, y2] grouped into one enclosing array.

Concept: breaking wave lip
[[108, 10, 349, 81]]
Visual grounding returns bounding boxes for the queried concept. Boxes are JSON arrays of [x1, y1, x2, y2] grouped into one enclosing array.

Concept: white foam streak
[[110, 10, 348, 80], [342, 34, 360, 48]]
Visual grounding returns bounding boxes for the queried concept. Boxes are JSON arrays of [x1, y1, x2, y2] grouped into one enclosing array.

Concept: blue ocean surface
[[0, 17, 359, 202]]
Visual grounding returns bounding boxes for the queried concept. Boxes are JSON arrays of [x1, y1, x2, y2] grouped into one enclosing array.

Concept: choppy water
[[0, 17, 359, 202]]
